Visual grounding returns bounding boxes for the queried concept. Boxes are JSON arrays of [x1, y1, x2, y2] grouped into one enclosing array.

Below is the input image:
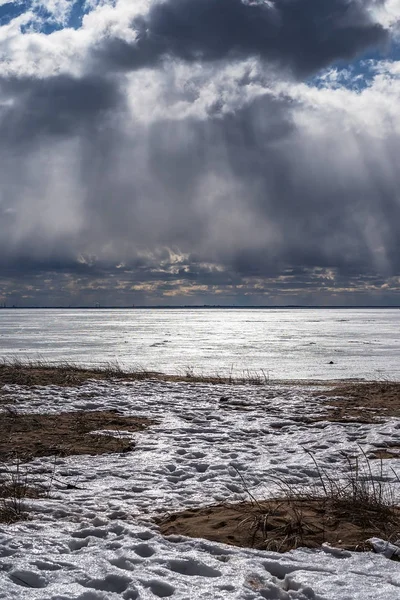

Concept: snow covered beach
[[1, 369, 400, 599]]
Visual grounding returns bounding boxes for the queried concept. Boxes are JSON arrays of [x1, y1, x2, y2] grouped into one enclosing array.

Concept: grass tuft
[[159, 450, 400, 554], [0, 358, 271, 388], [0, 459, 41, 524], [239, 449, 400, 551]]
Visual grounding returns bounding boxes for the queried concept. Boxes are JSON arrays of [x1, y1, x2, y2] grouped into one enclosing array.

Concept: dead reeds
[[159, 449, 400, 554]]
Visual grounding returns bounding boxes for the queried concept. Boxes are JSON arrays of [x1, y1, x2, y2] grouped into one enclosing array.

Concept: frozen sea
[[0, 308, 399, 380]]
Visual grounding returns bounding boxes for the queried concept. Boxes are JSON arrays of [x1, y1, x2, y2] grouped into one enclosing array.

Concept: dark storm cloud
[[0, 75, 120, 142], [0, 0, 388, 145], [99, 0, 388, 77], [2, 80, 400, 301]]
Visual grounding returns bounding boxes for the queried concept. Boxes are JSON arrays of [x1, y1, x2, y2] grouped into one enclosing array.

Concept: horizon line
[[1, 305, 400, 310]]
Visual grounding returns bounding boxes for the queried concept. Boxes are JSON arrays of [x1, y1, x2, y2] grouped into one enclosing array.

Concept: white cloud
[[373, 0, 400, 30]]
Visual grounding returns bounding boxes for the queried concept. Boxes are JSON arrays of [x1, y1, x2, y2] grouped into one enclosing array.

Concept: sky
[[0, 0, 400, 307]]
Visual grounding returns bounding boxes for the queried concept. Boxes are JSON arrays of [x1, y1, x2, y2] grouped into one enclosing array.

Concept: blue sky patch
[[1, 0, 89, 31], [311, 41, 400, 91], [0, 1, 28, 26]]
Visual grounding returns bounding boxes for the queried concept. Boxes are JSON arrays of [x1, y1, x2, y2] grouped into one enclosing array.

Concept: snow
[[1, 378, 400, 599]]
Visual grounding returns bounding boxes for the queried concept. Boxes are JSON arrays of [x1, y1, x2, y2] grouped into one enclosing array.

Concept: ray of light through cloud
[[0, 0, 399, 306]]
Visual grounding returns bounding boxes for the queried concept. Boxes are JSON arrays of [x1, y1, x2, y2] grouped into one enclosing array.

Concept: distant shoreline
[[0, 305, 400, 310]]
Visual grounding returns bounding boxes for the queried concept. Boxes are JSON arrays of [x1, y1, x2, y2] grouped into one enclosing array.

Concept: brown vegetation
[[0, 360, 271, 389], [159, 451, 400, 554], [319, 381, 400, 424], [0, 458, 43, 524], [0, 361, 155, 388]]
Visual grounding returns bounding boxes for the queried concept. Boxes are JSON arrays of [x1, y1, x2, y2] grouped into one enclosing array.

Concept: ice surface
[[1, 308, 400, 380], [0, 379, 400, 599]]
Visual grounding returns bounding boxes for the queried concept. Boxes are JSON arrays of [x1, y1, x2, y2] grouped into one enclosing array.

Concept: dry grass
[[0, 460, 42, 524], [319, 381, 400, 422], [0, 359, 154, 388], [0, 359, 272, 389], [159, 451, 400, 554], [261, 449, 400, 545]]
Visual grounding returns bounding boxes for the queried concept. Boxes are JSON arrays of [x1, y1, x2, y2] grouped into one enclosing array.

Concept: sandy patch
[[158, 497, 400, 554], [0, 410, 155, 461], [315, 382, 400, 424], [368, 446, 400, 460]]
